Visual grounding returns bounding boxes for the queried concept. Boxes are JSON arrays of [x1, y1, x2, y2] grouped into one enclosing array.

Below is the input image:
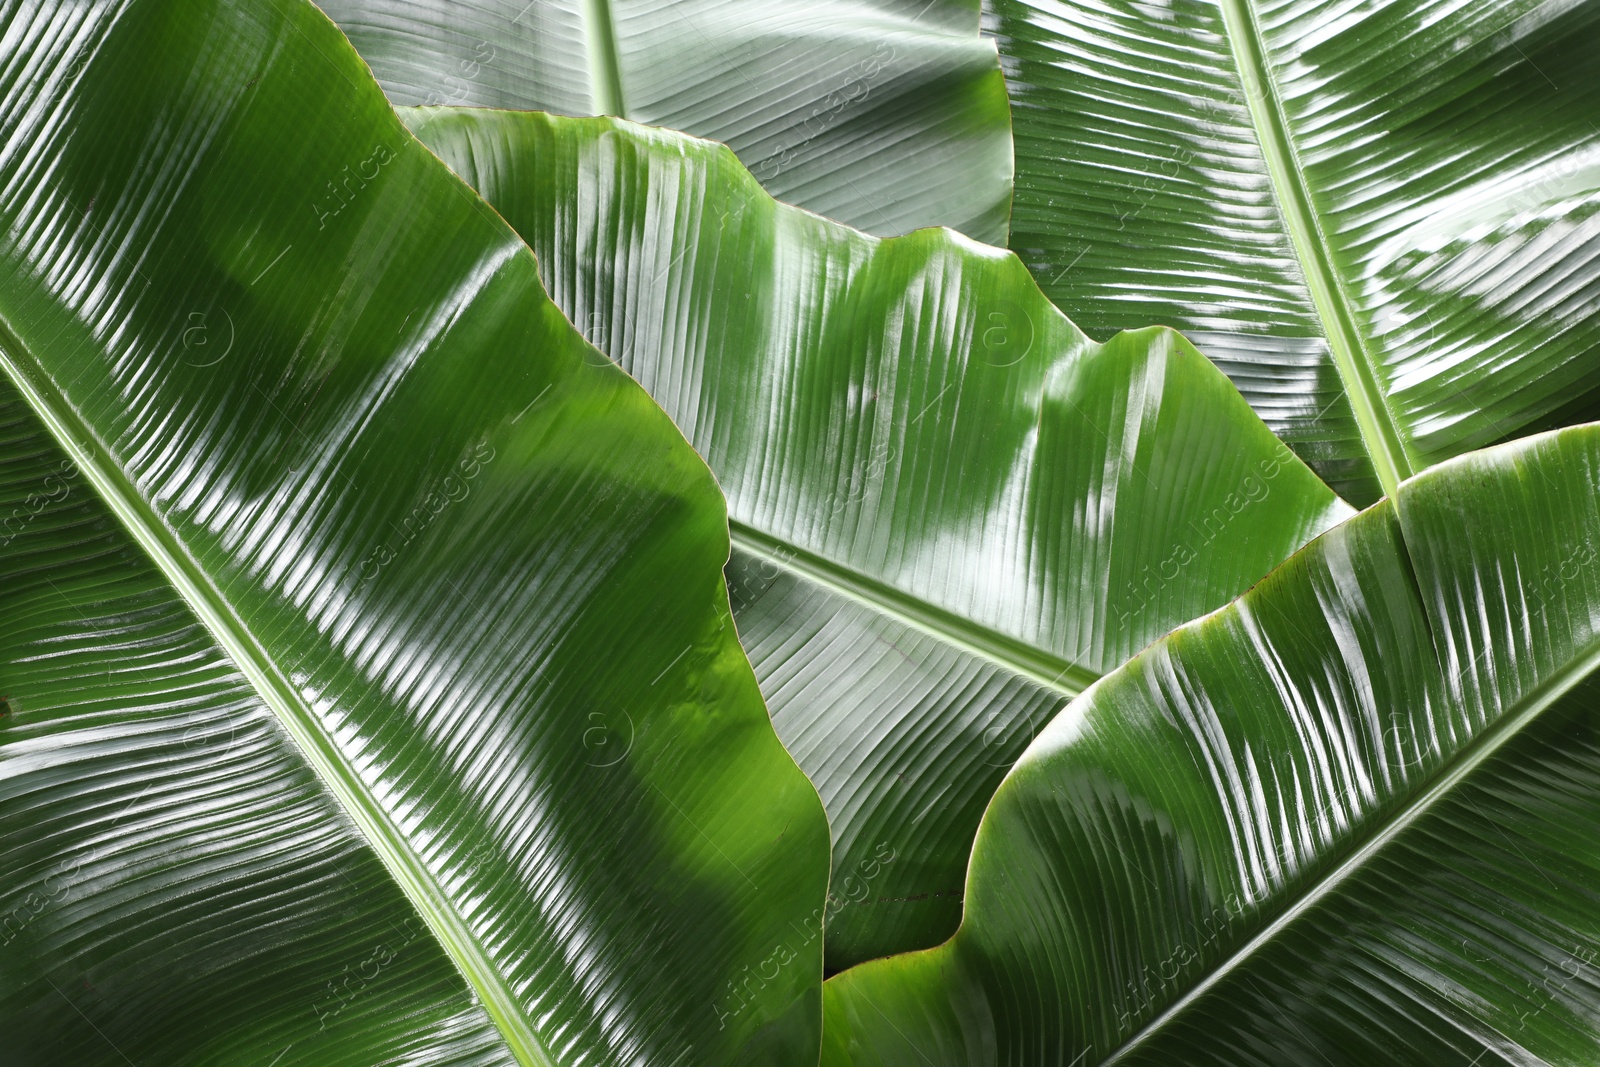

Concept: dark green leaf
[[317, 0, 1015, 241], [404, 108, 1352, 968], [823, 421, 1600, 1065], [0, 0, 827, 1061], [991, 0, 1600, 504]]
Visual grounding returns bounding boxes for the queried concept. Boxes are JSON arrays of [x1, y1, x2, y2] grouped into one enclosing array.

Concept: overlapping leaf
[[317, 0, 1014, 241], [824, 422, 1600, 1065], [990, 0, 1600, 504], [1, 386, 521, 1065], [404, 108, 1353, 968], [0, 0, 827, 1061]]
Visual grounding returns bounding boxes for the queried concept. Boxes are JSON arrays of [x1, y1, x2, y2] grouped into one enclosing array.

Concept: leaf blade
[[0, 0, 828, 1060], [994, 0, 1600, 505], [404, 107, 1354, 967], [0, 385, 514, 1065], [821, 422, 1600, 1064], [317, 0, 1015, 241]]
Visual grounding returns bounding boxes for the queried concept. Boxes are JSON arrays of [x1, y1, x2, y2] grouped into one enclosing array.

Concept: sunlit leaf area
[[3, 1, 1599, 1063]]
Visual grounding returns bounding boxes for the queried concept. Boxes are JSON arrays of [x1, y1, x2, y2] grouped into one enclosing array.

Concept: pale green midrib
[[580, 0, 626, 115], [1218, 0, 1412, 501], [1101, 627, 1600, 1065], [0, 340, 554, 1067], [730, 521, 1098, 699]]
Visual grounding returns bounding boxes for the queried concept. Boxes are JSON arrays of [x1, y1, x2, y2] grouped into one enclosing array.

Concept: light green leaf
[[823, 421, 1600, 1065], [402, 108, 1353, 969], [992, 0, 1600, 505], [315, 0, 1014, 242], [0, 0, 826, 1062]]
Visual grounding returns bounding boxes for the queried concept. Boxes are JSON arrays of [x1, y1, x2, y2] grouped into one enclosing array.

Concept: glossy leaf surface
[[316, 0, 1014, 242], [0, 0, 827, 1062], [405, 108, 1353, 969], [1, 386, 512, 1065], [824, 422, 1600, 1065], [990, 0, 1600, 504]]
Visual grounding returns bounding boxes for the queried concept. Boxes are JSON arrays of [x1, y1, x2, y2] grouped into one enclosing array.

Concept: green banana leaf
[[0, 0, 828, 1062], [314, 0, 1014, 243], [401, 108, 1354, 969], [990, 0, 1600, 506], [824, 420, 1600, 1065]]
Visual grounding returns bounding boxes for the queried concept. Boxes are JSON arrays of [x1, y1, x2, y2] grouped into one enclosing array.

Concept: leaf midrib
[[0, 329, 554, 1067], [581, 0, 626, 115], [1100, 604, 1600, 1064], [1218, 0, 1414, 500], [731, 521, 1098, 699]]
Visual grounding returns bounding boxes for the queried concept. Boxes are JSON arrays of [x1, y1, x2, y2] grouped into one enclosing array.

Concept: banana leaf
[[402, 108, 1354, 969], [824, 420, 1600, 1065], [0, 0, 828, 1062], [991, 0, 1600, 506], [315, 0, 1014, 242]]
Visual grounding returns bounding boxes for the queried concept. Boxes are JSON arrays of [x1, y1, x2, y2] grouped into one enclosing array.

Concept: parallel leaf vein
[[1218, 0, 1413, 499], [731, 521, 1098, 700], [1101, 624, 1600, 1064], [0, 328, 553, 1067]]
